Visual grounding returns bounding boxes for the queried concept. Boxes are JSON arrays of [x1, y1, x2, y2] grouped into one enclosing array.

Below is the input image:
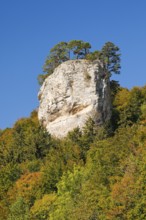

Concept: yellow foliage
[[30, 194, 56, 219], [113, 88, 130, 110]]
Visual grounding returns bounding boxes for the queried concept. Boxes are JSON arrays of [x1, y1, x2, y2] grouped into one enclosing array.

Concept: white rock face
[[38, 60, 111, 138]]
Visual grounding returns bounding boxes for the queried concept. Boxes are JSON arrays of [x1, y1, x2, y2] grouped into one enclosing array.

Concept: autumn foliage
[[0, 85, 146, 219]]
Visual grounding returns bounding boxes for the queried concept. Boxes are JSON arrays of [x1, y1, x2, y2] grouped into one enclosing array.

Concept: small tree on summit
[[68, 40, 91, 59], [100, 42, 121, 77], [49, 42, 69, 63], [43, 41, 69, 74], [38, 42, 69, 85]]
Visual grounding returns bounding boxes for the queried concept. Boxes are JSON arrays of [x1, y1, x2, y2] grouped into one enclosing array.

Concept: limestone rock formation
[[38, 59, 111, 138]]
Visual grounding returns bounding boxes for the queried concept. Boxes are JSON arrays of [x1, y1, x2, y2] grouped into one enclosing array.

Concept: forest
[[0, 41, 146, 219]]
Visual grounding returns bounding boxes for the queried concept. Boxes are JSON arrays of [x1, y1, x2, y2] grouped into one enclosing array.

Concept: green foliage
[[50, 42, 69, 62], [100, 41, 121, 77], [49, 166, 84, 220], [48, 124, 146, 219], [30, 194, 56, 220], [38, 40, 91, 85], [141, 104, 146, 120], [113, 86, 145, 127], [0, 83, 146, 219], [43, 42, 69, 76], [38, 40, 121, 85], [26, 160, 41, 172], [0, 163, 21, 199], [41, 140, 82, 194], [12, 118, 38, 162], [67, 118, 113, 162], [86, 50, 100, 61], [8, 197, 29, 220], [0, 113, 53, 165], [108, 127, 146, 219], [68, 40, 91, 59], [110, 80, 120, 100]]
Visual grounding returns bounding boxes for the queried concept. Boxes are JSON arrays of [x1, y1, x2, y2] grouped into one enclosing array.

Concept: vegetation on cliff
[[38, 40, 121, 85]]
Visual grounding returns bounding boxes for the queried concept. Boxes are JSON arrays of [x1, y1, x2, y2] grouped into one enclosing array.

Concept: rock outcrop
[[38, 59, 111, 138]]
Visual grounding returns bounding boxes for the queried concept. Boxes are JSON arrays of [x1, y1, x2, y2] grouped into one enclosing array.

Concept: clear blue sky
[[0, 0, 146, 129]]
